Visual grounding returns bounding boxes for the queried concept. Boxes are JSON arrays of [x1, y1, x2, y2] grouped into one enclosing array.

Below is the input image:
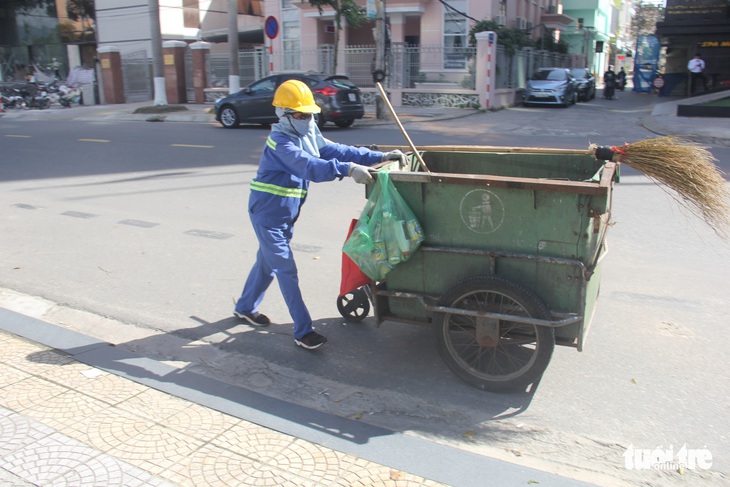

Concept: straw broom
[[590, 136, 730, 240], [378, 137, 730, 239]]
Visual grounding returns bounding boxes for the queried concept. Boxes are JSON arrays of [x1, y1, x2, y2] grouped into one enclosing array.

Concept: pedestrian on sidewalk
[[234, 79, 404, 350], [687, 53, 706, 94]]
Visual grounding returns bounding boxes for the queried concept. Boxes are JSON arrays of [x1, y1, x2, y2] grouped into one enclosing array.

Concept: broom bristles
[[594, 136, 730, 240]]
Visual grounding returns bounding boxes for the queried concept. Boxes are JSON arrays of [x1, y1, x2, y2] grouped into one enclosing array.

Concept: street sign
[[367, 0, 376, 19], [488, 32, 495, 45], [265, 16, 279, 40], [652, 76, 665, 89]]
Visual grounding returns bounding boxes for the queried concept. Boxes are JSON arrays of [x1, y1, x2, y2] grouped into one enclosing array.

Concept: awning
[[541, 13, 575, 30]]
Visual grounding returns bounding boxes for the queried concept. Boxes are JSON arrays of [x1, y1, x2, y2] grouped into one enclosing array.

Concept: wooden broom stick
[[375, 82, 430, 172]]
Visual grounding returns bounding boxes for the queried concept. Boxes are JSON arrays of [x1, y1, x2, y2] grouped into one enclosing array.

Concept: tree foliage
[[66, 0, 95, 23], [469, 20, 566, 55], [631, 1, 664, 38], [307, 1, 368, 73], [5, 0, 56, 16], [307, 0, 367, 31]]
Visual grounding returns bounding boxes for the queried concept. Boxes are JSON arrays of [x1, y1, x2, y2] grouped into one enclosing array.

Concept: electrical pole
[[374, 0, 386, 119], [228, 0, 240, 93], [148, 0, 167, 105]]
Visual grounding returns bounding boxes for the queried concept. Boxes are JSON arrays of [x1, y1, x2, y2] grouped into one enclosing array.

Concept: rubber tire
[[337, 288, 370, 322], [219, 105, 239, 128], [335, 119, 355, 128], [434, 275, 555, 392]]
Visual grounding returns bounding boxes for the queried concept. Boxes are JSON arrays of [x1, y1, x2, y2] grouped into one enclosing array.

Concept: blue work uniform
[[235, 126, 383, 340]]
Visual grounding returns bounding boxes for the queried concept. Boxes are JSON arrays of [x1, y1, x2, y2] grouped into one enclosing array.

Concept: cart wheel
[[434, 275, 555, 392], [337, 288, 370, 322]]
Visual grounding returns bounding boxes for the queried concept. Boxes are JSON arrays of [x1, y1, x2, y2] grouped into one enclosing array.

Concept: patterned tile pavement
[[0, 330, 446, 487]]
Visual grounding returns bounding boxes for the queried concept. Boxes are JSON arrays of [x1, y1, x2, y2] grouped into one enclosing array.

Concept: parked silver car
[[522, 68, 578, 107]]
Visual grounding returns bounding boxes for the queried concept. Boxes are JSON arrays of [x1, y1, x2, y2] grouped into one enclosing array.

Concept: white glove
[[381, 150, 406, 169], [348, 162, 373, 184]]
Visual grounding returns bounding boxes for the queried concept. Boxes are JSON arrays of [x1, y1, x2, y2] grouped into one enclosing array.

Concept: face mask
[[286, 114, 314, 137]]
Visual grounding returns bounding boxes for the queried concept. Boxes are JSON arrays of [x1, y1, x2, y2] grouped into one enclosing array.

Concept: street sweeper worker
[[233, 79, 405, 350]]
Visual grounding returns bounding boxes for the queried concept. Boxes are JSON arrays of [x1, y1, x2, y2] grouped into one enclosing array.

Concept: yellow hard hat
[[272, 79, 321, 114]]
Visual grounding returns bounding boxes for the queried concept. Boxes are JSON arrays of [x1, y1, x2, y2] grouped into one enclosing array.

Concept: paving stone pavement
[[0, 330, 444, 487]]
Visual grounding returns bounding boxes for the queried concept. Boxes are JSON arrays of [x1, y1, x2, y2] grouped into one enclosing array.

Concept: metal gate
[[185, 47, 195, 102], [121, 50, 152, 102], [208, 47, 268, 88]]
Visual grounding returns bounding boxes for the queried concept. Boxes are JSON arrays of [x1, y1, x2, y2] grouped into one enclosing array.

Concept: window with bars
[[282, 5, 300, 70], [443, 0, 468, 69]]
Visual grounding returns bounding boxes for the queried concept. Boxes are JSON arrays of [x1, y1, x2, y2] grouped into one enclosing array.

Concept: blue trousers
[[235, 220, 313, 340]]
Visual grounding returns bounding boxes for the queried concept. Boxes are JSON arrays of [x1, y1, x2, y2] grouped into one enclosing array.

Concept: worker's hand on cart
[[381, 150, 406, 170], [348, 162, 373, 184]]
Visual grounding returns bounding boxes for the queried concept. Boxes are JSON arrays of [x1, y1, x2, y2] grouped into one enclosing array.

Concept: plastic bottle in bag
[[382, 212, 402, 265], [406, 219, 424, 246]]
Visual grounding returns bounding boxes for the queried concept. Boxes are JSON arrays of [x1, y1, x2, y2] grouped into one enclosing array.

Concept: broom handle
[[375, 82, 430, 172], [374, 144, 596, 156]]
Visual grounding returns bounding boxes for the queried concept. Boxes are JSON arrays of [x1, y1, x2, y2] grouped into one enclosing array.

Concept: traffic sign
[[265, 16, 279, 40]]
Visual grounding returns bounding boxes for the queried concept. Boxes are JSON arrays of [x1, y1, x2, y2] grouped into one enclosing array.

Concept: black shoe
[[295, 331, 327, 350], [233, 311, 270, 327]]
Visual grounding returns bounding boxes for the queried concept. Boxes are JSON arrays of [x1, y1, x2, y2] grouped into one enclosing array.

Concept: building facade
[[261, 1, 572, 75], [0, 0, 96, 82], [655, 0, 730, 95], [560, 0, 614, 77]]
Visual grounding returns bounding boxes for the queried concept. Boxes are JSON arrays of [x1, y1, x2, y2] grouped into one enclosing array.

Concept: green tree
[[66, 0, 95, 23], [631, 1, 664, 38], [468, 20, 532, 55], [307, 0, 367, 73], [469, 19, 567, 54], [65, 0, 95, 42]]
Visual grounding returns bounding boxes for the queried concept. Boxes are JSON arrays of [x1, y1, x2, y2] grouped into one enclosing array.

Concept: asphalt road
[[1, 93, 729, 486]]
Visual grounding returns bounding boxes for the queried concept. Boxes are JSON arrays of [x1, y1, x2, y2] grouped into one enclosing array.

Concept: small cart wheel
[[434, 275, 555, 392], [337, 288, 370, 322]]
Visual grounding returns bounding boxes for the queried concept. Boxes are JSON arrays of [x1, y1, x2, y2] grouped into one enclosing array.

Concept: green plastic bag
[[343, 171, 424, 281]]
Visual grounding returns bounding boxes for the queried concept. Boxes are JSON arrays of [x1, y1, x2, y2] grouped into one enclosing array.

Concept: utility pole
[[374, 0, 386, 119], [228, 0, 240, 93], [148, 0, 167, 105]]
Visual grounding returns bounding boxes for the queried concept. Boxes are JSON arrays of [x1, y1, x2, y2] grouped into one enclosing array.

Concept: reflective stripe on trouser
[[235, 221, 313, 339]]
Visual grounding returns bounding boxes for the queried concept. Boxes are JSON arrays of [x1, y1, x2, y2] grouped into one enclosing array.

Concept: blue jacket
[[249, 131, 383, 225]]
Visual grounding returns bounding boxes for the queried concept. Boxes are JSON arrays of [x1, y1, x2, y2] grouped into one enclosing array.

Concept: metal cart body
[[344, 147, 617, 391]]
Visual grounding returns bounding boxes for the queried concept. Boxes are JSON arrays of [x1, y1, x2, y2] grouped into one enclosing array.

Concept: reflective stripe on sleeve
[[251, 180, 307, 198], [266, 136, 277, 151]]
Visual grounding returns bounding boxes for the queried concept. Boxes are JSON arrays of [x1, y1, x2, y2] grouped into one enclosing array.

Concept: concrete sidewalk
[[0, 308, 591, 487]]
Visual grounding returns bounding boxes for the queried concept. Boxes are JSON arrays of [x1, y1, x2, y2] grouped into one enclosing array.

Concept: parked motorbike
[[1, 87, 27, 109], [41, 81, 73, 108], [18, 83, 50, 109]]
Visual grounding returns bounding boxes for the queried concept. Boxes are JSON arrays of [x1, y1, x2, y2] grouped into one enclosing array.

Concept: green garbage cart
[[338, 145, 618, 392]]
